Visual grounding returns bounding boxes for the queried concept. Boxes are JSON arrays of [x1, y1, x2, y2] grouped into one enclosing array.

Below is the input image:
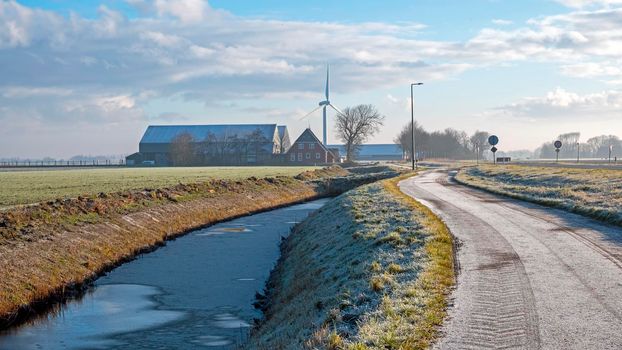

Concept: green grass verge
[[377, 174, 455, 349], [0, 166, 319, 208]]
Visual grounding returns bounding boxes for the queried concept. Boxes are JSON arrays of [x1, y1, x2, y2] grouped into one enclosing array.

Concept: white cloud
[[555, 0, 622, 8], [140, 31, 185, 48], [560, 61, 622, 83], [95, 95, 136, 111], [492, 19, 513, 25], [493, 88, 622, 119], [386, 94, 399, 103], [2, 86, 73, 98], [154, 0, 209, 23]]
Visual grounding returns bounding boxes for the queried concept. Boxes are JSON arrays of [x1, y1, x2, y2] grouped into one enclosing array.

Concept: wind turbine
[[300, 65, 342, 145]]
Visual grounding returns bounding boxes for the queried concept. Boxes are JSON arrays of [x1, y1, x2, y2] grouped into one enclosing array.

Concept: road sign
[[555, 148, 560, 153], [554, 140, 562, 149], [491, 146, 498, 153], [488, 135, 499, 146]]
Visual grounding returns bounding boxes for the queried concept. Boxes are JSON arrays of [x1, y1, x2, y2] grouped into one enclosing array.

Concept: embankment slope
[[246, 175, 454, 350]]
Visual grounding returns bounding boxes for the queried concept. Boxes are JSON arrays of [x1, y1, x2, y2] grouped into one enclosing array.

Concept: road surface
[[399, 170, 622, 349]]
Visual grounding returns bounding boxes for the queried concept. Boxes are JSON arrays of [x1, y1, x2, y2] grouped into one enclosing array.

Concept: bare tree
[[469, 130, 490, 159], [335, 104, 385, 162], [394, 123, 486, 160], [394, 121, 428, 160], [170, 132, 197, 166]]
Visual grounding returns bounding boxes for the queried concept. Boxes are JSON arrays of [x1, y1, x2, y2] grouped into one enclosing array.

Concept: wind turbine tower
[[318, 66, 331, 145], [300, 65, 342, 145]]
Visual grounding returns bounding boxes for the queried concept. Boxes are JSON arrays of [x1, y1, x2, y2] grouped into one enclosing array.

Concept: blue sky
[[19, 0, 568, 40], [2, 0, 622, 158]]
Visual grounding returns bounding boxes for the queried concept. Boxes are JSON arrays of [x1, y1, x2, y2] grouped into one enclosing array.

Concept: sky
[[2, 0, 622, 158]]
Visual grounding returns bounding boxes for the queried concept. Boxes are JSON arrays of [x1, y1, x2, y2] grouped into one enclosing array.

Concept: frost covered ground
[[457, 165, 622, 225], [0, 166, 320, 208], [246, 176, 454, 350]]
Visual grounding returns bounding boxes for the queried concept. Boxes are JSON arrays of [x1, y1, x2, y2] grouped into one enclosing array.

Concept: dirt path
[[399, 170, 622, 349]]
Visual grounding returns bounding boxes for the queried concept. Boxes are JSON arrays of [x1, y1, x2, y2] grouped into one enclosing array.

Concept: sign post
[[488, 135, 499, 164], [577, 142, 580, 163], [609, 145, 613, 164], [554, 140, 562, 163]]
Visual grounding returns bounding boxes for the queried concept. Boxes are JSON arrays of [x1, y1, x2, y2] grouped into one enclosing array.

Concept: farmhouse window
[[298, 143, 304, 150], [305, 153, 311, 159], [316, 153, 321, 159], [309, 143, 315, 149], [297, 153, 303, 161], [290, 154, 296, 161]]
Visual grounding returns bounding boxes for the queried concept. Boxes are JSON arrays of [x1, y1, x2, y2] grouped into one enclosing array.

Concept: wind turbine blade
[[328, 104, 343, 115], [325, 64, 330, 100], [299, 106, 322, 120]]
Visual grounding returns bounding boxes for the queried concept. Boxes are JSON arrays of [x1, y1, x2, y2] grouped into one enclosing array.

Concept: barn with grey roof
[[127, 124, 291, 166]]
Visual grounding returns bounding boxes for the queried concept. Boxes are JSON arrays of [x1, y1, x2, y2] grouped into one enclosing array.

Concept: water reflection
[[0, 284, 184, 350]]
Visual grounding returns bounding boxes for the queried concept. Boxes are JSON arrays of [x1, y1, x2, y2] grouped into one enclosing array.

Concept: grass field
[[456, 164, 622, 225], [0, 166, 319, 208]]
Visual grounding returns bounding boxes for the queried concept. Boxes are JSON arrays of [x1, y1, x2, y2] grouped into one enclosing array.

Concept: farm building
[[328, 144, 404, 161], [277, 125, 292, 154], [127, 124, 290, 166], [286, 128, 338, 164]]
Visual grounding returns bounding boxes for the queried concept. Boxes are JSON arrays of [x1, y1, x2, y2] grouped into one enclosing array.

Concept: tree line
[[535, 132, 621, 159], [394, 122, 491, 160]]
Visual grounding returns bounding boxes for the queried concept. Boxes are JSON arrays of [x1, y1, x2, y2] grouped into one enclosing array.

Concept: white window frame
[[309, 143, 315, 149], [316, 152, 321, 159], [298, 143, 304, 150], [305, 153, 311, 159], [297, 153, 303, 161], [290, 153, 296, 161]]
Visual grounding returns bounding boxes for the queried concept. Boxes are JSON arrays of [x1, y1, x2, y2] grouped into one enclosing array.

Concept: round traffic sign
[[554, 140, 562, 149], [491, 146, 498, 153], [488, 135, 499, 146]]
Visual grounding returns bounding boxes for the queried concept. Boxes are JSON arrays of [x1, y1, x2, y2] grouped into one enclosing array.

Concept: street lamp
[[411, 82, 423, 170]]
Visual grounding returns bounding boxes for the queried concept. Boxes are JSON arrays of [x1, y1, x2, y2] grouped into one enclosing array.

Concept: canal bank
[[0, 166, 399, 331], [245, 176, 454, 349], [0, 199, 330, 349]]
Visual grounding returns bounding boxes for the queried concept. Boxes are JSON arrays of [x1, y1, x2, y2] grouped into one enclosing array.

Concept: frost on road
[[400, 171, 622, 350]]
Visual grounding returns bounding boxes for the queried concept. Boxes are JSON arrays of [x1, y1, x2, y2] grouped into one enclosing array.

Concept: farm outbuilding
[[328, 144, 404, 161], [286, 128, 338, 164], [128, 124, 290, 166]]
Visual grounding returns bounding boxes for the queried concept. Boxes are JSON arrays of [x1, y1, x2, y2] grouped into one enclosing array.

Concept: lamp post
[[411, 82, 423, 170]]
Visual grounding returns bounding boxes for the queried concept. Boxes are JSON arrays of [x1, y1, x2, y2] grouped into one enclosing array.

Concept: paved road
[[399, 170, 622, 350]]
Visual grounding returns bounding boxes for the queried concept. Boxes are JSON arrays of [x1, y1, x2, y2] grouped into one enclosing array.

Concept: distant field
[[0, 166, 319, 208], [456, 164, 622, 225]]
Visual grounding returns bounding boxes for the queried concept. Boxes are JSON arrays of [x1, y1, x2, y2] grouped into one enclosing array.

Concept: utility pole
[[410, 82, 423, 170]]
